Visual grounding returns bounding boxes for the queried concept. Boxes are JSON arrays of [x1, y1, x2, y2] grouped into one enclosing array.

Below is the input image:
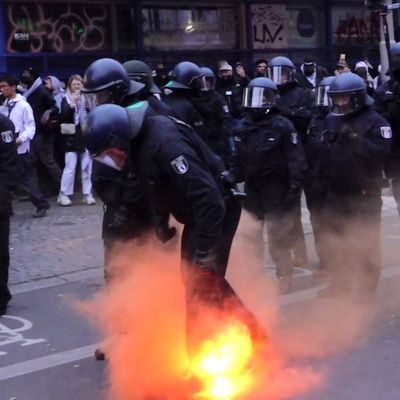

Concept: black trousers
[[323, 192, 382, 294], [181, 198, 266, 354], [0, 216, 11, 307], [17, 153, 50, 210]]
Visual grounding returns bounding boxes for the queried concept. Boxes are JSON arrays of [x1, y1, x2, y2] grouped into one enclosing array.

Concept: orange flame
[[189, 321, 255, 400]]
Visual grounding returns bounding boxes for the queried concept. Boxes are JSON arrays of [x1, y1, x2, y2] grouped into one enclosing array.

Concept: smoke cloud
[[80, 210, 378, 399]]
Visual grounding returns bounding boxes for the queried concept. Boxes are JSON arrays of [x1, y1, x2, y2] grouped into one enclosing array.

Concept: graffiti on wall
[[333, 8, 380, 44], [251, 4, 288, 49], [6, 3, 111, 53]]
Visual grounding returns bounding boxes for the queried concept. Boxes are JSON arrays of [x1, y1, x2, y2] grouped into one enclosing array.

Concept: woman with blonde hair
[[57, 74, 95, 206]]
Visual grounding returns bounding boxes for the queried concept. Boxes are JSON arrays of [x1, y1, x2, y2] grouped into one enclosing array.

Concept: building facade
[[0, 0, 394, 77]]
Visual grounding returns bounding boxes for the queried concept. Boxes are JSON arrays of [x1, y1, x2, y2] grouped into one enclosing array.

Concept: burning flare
[[189, 321, 255, 400]]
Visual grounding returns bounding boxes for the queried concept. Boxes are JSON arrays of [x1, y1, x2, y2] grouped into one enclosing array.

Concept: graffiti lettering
[[6, 3, 110, 53], [334, 11, 380, 44], [251, 4, 288, 49]]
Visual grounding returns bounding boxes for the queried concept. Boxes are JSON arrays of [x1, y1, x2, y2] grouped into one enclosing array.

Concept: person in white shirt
[[0, 75, 50, 218]]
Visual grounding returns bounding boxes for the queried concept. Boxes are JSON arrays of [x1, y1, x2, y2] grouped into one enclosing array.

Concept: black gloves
[[155, 225, 177, 243]]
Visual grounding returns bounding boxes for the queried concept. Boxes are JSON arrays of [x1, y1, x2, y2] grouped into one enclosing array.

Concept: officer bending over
[[83, 104, 265, 354]]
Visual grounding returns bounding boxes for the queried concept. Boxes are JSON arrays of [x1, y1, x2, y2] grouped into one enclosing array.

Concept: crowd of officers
[[1, 47, 400, 351]]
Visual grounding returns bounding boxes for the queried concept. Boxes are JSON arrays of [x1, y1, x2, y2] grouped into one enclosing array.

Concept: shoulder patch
[[1, 130, 13, 143], [291, 132, 298, 144], [381, 126, 392, 139], [223, 105, 230, 113], [170, 155, 189, 175]]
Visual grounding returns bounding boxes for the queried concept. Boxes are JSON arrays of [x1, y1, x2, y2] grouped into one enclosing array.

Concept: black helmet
[[83, 102, 148, 160], [390, 42, 400, 76], [316, 76, 335, 107], [122, 59, 160, 94], [243, 77, 279, 109], [164, 61, 206, 90], [267, 56, 296, 85], [82, 58, 144, 103], [199, 67, 216, 91], [327, 73, 373, 116]]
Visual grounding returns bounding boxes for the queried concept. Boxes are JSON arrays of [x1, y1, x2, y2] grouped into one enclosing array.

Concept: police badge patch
[[170, 155, 189, 174], [1, 130, 13, 143], [291, 132, 298, 144], [381, 127, 392, 139]]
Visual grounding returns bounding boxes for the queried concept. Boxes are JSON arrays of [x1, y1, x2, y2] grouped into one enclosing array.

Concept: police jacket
[[131, 115, 226, 253], [191, 91, 233, 160], [0, 115, 17, 217], [374, 79, 400, 157], [304, 107, 329, 178], [318, 107, 391, 195], [163, 91, 205, 137], [277, 82, 315, 138], [215, 78, 246, 119], [237, 109, 306, 188]]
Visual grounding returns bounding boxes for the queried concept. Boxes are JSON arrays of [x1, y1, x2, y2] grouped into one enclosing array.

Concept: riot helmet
[[82, 58, 145, 105], [390, 42, 400, 80], [327, 73, 373, 116], [316, 76, 335, 108], [267, 56, 296, 85], [164, 61, 207, 91], [243, 77, 279, 109], [199, 67, 216, 91], [82, 104, 133, 170], [122, 59, 160, 94]]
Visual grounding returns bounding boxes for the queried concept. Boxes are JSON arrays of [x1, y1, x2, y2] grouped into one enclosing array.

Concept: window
[[142, 6, 238, 51], [116, 4, 136, 50], [251, 3, 325, 49], [5, 2, 112, 53]]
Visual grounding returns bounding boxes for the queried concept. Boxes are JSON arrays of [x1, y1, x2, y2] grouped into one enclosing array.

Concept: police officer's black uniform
[[317, 73, 391, 298], [303, 77, 335, 271], [238, 78, 306, 293], [84, 103, 264, 355], [268, 56, 314, 268], [374, 43, 400, 214], [0, 114, 17, 314]]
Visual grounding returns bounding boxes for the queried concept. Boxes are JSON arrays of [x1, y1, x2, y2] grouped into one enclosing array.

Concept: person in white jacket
[[0, 75, 50, 218]]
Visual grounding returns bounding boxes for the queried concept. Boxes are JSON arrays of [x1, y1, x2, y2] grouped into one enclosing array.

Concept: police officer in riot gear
[[318, 73, 391, 299], [304, 76, 335, 274], [238, 77, 306, 293], [83, 103, 265, 355], [162, 61, 206, 137], [375, 42, 400, 215], [0, 114, 17, 315], [122, 59, 173, 116], [82, 58, 175, 270], [190, 67, 239, 174], [267, 56, 314, 268], [82, 58, 145, 107]]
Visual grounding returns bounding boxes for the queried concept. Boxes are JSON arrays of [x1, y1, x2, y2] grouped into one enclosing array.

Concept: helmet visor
[[192, 75, 208, 91], [204, 76, 216, 91], [328, 91, 364, 116], [243, 87, 277, 109], [316, 85, 330, 107], [267, 66, 295, 85]]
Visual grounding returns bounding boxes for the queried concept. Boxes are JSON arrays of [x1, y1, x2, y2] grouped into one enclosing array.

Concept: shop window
[[142, 6, 238, 51], [5, 2, 112, 53], [116, 4, 136, 50], [332, 6, 380, 45], [251, 4, 325, 49]]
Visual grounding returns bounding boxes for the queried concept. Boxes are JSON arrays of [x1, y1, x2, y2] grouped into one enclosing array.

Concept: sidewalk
[[9, 199, 103, 285]]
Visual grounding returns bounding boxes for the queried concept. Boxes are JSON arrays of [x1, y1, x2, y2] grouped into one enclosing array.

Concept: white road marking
[[0, 343, 100, 381], [1, 266, 400, 381]]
